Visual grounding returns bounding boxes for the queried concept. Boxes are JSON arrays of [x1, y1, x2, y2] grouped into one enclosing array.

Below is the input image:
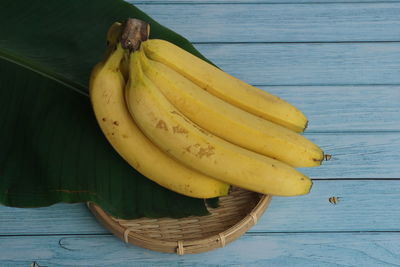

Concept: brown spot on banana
[[196, 144, 215, 159], [102, 90, 112, 104], [170, 111, 211, 136], [173, 125, 188, 135], [146, 112, 157, 123], [156, 119, 168, 131], [184, 143, 214, 158]]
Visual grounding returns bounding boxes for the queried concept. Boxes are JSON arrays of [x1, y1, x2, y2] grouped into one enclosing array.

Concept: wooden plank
[[0, 203, 104, 235], [264, 85, 400, 131], [2, 1, 396, 265], [1, 232, 400, 266], [302, 133, 400, 178], [135, 3, 400, 42], [2, 180, 400, 235], [191, 42, 400, 86], [135, 1, 400, 3], [254, 180, 400, 232]]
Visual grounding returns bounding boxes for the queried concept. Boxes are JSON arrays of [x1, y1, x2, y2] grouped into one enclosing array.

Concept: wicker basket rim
[[88, 193, 271, 254]]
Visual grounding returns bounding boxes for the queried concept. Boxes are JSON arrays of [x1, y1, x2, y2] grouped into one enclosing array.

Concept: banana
[[126, 48, 312, 196], [89, 42, 229, 199], [139, 51, 323, 167], [141, 39, 307, 132], [104, 22, 122, 59], [105, 21, 129, 80], [106, 22, 123, 49]]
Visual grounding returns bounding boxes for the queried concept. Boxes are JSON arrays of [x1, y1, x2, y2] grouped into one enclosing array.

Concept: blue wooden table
[[1, 1, 400, 266]]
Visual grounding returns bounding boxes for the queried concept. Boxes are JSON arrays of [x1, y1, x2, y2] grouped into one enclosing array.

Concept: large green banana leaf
[[0, 0, 218, 219]]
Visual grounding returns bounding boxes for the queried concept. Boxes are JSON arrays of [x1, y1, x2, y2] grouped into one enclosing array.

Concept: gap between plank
[[305, 130, 400, 134], [312, 178, 400, 180], [193, 41, 400, 45], [2, 230, 400, 238], [135, 1, 400, 5], [247, 230, 400, 235]]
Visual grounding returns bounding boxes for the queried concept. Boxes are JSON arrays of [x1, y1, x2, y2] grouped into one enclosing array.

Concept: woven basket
[[87, 187, 271, 254]]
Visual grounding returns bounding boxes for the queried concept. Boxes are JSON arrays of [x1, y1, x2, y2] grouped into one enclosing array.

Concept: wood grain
[[135, 3, 400, 42], [2, 180, 400, 235], [192, 42, 400, 86], [301, 133, 400, 178], [263, 85, 400, 131], [0, 204, 103, 235], [254, 180, 400, 232], [135, 0, 400, 3], [1, 232, 400, 266], [2, 1, 400, 264]]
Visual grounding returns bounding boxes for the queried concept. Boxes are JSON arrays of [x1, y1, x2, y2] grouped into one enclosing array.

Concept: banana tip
[[309, 179, 313, 193], [323, 154, 332, 162], [303, 120, 309, 132]]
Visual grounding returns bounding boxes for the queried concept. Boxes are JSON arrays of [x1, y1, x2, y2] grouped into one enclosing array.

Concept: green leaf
[[0, 0, 216, 219]]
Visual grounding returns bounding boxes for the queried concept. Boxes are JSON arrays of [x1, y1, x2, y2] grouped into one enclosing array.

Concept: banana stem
[[121, 18, 150, 51]]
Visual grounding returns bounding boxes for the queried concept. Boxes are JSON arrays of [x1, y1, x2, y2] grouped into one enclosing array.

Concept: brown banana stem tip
[[303, 120, 309, 131], [120, 18, 150, 51]]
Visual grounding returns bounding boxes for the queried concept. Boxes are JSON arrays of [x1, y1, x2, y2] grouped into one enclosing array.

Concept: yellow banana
[[126, 49, 312, 196], [104, 22, 122, 59], [141, 39, 308, 132], [89, 43, 229, 199], [105, 21, 129, 80], [140, 52, 323, 167], [106, 22, 122, 48]]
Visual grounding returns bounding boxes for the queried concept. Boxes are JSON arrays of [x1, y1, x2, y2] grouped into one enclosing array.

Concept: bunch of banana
[[89, 22, 229, 199], [90, 19, 324, 199]]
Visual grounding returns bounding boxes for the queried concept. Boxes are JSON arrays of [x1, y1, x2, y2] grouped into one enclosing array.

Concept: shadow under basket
[[87, 187, 272, 255]]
